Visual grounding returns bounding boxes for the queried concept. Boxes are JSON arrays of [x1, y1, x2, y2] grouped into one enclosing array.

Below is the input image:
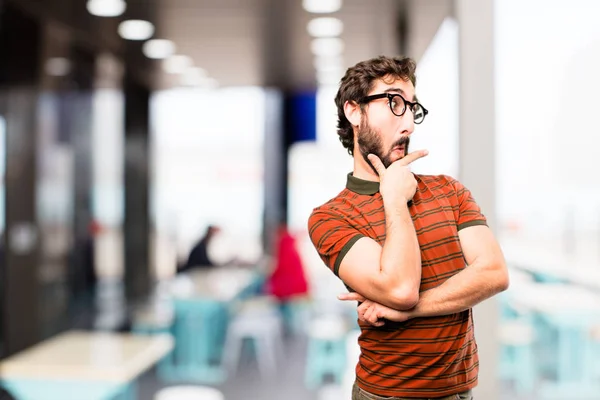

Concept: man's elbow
[[492, 261, 510, 293], [389, 285, 420, 310]]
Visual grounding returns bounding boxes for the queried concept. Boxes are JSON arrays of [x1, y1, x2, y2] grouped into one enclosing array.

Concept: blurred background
[[0, 0, 599, 399]]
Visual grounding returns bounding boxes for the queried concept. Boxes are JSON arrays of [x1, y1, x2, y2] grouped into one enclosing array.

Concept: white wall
[[495, 0, 600, 238], [151, 87, 266, 268]]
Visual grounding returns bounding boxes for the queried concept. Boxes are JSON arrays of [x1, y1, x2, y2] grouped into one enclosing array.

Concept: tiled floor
[[138, 334, 319, 400], [135, 336, 559, 400]]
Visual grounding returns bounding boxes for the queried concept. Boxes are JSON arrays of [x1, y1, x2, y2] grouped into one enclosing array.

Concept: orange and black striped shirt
[[308, 172, 487, 398]]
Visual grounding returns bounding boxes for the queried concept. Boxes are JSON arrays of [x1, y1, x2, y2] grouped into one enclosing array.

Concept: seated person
[[178, 225, 221, 272]]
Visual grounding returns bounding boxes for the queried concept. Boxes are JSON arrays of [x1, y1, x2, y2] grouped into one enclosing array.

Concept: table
[[501, 235, 600, 290], [160, 267, 259, 383], [508, 282, 600, 398], [174, 267, 257, 301], [0, 331, 173, 400]]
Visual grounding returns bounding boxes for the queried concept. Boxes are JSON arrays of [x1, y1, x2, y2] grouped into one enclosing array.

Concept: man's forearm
[[379, 204, 421, 307], [409, 260, 509, 318], [349, 260, 509, 325]]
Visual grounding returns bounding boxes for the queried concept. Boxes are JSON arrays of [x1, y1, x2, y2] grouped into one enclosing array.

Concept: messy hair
[[334, 56, 417, 155]]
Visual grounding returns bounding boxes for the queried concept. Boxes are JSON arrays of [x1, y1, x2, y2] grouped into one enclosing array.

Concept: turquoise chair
[[305, 335, 347, 388], [499, 320, 536, 394], [498, 294, 538, 394], [279, 297, 312, 335], [304, 316, 348, 389], [159, 298, 227, 384]]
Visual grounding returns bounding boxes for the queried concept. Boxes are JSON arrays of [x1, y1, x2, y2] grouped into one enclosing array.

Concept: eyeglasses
[[359, 93, 428, 124]]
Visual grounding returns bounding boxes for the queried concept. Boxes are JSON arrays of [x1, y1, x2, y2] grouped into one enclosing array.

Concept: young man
[[308, 56, 509, 400]]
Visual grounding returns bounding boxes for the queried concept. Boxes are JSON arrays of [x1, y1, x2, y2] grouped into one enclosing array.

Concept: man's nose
[[400, 110, 415, 135]]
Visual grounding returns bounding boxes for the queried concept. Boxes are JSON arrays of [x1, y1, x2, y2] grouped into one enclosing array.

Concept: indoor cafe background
[[0, 0, 599, 399]]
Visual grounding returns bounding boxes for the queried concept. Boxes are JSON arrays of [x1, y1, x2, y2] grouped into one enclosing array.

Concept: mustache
[[391, 136, 410, 150]]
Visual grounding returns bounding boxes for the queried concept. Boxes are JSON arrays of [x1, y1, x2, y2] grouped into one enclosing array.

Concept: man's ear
[[344, 100, 362, 127]]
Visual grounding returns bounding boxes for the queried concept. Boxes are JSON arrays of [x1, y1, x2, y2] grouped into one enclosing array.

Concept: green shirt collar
[[346, 172, 380, 195]]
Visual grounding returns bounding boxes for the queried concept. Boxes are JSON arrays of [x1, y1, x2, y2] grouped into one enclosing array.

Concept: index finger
[[367, 154, 386, 176], [338, 292, 366, 302], [397, 149, 429, 166]]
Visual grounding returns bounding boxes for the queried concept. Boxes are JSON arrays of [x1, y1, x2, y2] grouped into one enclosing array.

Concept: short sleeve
[[446, 176, 488, 230], [307, 209, 364, 276]]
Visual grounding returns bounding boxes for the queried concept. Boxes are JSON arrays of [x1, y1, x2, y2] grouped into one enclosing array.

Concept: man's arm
[[339, 205, 420, 310], [335, 151, 427, 310], [339, 224, 509, 323], [409, 224, 508, 317]]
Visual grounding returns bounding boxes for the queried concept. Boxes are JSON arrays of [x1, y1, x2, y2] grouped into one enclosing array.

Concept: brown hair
[[334, 56, 417, 155]]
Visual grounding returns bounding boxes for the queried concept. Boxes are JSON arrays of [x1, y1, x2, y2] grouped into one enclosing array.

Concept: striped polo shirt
[[308, 172, 487, 398]]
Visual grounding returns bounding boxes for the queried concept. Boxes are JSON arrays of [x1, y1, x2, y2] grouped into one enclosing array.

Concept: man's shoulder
[[309, 188, 351, 217], [415, 173, 459, 191], [308, 186, 367, 229]]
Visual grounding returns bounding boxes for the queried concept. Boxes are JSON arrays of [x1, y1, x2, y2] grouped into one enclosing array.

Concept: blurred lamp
[[314, 56, 344, 71], [118, 20, 155, 41], [45, 57, 71, 77], [143, 39, 176, 59], [303, 0, 342, 13], [317, 68, 344, 86], [311, 37, 344, 57], [86, 0, 126, 17], [163, 55, 193, 74], [307, 17, 343, 37], [180, 67, 209, 86], [180, 76, 219, 89]]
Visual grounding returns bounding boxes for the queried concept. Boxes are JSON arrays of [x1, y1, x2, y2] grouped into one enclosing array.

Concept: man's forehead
[[370, 78, 416, 101]]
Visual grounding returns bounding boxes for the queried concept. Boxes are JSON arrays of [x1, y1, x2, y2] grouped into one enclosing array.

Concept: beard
[[357, 118, 410, 174]]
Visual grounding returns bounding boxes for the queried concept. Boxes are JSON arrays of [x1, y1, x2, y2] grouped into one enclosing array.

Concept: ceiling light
[[118, 20, 155, 41], [179, 75, 218, 89], [163, 55, 193, 74], [303, 0, 342, 13], [86, 0, 126, 17], [307, 17, 343, 37], [45, 57, 71, 77], [203, 78, 219, 90], [180, 67, 209, 86], [317, 69, 344, 86], [314, 56, 344, 71], [310, 37, 344, 57], [143, 39, 176, 59]]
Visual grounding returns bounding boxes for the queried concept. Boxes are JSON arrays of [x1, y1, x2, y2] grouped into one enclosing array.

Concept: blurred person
[[83, 220, 102, 293], [265, 224, 309, 300], [264, 224, 309, 333], [178, 225, 221, 272], [308, 56, 509, 400]]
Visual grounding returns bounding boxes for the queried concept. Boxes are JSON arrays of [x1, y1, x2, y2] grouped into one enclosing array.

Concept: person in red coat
[[265, 225, 309, 333]]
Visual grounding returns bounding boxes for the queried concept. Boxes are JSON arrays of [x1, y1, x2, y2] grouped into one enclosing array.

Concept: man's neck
[[353, 155, 380, 182]]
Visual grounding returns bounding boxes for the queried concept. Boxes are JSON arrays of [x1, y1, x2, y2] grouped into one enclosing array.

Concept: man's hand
[[338, 292, 412, 326], [368, 149, 428, 207]]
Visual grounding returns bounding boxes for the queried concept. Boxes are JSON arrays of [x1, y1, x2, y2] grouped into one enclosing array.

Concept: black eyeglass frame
[[359, 93, 429, 124]]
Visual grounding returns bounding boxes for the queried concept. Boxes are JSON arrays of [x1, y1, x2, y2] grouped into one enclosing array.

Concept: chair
[[499, 318, 536, 394], [222, 296, 284, 379], [159, 298, 227, 383], [154, 385, 224, 400], [304, 314, 348, 389], [278, 295, 311, 335]]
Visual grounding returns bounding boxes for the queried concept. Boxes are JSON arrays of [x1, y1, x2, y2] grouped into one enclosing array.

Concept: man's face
[[356, 76, 416, 170], [357, 116, 410, 169]]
